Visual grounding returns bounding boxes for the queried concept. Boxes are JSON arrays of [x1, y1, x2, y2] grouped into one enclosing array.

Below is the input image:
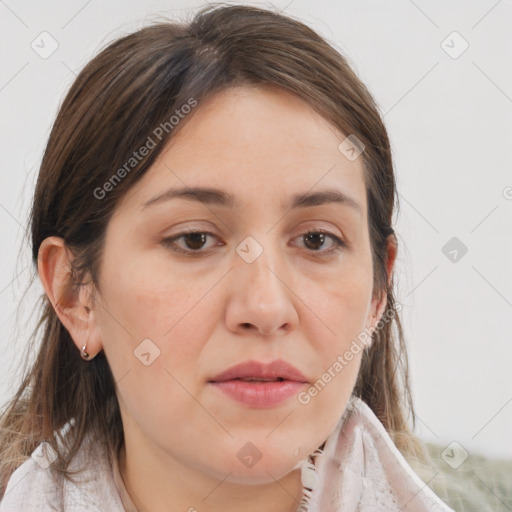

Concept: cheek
[[101, 246, 220, 345], [302, 261, 373, 353], [287, 263, 371, 416], [96, 250, 221, 400]]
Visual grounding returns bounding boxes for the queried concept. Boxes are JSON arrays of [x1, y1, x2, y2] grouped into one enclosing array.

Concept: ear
[[37, 236, 103, 359], [366, 234, 398, 333]]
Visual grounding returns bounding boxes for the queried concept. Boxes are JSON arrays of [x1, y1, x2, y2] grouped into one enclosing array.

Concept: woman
[[0, 4, 455, 511]]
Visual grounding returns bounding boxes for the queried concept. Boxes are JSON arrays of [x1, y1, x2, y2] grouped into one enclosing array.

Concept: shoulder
[[0, 425, 125, 512], [0, 444, 61, 511]]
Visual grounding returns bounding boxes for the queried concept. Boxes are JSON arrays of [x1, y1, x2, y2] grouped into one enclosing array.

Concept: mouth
[[208, 359, 309, 384], [208, 359, 308, 408], [227, 377, 286, 382]]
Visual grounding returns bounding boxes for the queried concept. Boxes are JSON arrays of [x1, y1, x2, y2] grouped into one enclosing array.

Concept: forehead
[[167, 85, 356, 165], [119, 85, 367, 217]]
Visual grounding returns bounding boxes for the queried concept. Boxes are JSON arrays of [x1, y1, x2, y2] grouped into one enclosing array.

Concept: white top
[[0, 395, 455, 511]]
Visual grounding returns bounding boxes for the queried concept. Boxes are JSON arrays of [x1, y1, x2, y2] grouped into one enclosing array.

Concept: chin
[[216, 458, 301, 486], [209, 441, 304, 484]]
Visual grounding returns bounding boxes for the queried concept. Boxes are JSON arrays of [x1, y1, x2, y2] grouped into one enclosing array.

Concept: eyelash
[[160, 229, 347, 258]]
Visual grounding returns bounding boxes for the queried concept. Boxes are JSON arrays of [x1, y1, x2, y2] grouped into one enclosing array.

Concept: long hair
[[0, 3, 429, 493]]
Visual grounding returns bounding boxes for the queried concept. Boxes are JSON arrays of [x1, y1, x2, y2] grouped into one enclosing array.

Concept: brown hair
[[0, 3, 429, 493]]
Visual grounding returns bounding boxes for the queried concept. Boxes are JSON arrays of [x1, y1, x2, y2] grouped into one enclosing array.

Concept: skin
[[39, 84, 397, 512]]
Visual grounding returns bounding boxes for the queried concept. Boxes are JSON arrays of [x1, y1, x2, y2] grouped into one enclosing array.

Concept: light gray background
[[1, 0, 511, 461]]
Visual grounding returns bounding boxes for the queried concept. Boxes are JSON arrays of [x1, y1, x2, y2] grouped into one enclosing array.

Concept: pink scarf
[[294, 395, 454, 511]]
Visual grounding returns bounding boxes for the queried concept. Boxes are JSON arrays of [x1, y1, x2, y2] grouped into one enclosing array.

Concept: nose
[[224, 237, 299, 337]]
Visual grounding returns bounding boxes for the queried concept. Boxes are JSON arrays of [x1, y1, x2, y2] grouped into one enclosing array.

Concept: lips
[[208, 359, 309, 408], [209, 359, 308, 383]]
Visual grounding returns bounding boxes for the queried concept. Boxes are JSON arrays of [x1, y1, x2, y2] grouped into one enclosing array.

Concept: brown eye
[[295, 230, 346, 256], [161, 231, 219, 255], [182, 232, 208, 250], [303, 232, 326, 251]]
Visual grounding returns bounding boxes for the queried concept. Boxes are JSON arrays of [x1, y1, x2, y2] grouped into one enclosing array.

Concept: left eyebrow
[[141, 186, 362, 216]]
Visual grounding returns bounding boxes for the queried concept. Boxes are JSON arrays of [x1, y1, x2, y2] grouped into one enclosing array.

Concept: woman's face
[[85, 85, 390, 483]]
